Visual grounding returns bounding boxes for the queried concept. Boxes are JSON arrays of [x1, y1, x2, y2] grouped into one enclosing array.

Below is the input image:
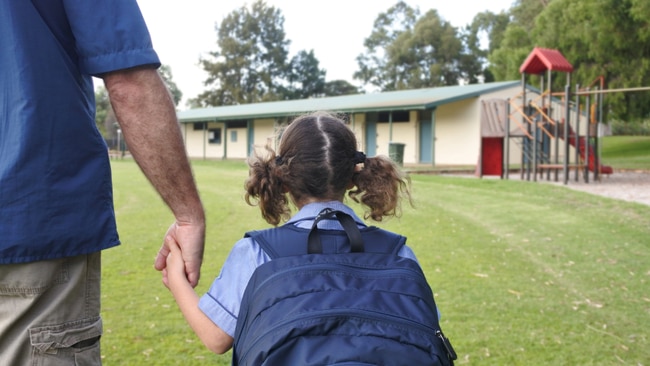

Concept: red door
[[481, 137, 503, 176]]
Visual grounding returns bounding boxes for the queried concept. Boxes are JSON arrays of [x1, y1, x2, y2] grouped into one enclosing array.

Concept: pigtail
[[244, 146, 291, 226], [349, 155, 412, 221]]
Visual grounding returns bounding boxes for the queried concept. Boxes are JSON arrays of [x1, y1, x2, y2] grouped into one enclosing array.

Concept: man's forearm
[[103, 67, 204, 223]]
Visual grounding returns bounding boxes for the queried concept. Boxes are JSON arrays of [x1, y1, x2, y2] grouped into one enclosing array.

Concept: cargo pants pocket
[[30, 316, 102, 366]]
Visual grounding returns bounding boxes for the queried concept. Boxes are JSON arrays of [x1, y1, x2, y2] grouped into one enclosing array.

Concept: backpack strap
[[307, 208, 363, 254], [245, 213, 406, 260]]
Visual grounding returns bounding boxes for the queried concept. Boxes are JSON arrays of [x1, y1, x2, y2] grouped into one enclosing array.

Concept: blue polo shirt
[[0, 0, 160, 263]]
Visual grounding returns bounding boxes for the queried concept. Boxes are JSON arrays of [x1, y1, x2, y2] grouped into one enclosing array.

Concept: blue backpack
[[233, 209, 456, 366]]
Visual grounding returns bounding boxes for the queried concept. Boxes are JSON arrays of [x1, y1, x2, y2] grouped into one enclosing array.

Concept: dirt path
[[438, 169, 650, 206], [535, 171, 650, 206]]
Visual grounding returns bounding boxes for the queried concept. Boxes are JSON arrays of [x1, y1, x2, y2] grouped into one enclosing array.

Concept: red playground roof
[[519, 47, 574, 75]]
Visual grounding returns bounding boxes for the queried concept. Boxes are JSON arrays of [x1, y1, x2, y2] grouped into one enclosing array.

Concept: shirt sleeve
[[198, 238, 270, 337], [63, 0, 160, 75]]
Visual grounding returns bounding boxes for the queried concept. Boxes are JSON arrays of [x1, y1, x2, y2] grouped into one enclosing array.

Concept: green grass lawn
[[102, 159, 650, 365], [601, 135, 650, 170]]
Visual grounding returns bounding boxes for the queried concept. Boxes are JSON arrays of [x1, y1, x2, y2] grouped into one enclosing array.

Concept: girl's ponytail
[[244, 146, 291, 226], [349, 155, 412, 221]]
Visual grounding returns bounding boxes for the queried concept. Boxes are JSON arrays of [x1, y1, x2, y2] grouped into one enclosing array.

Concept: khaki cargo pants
[[0, 252, 102, 365]]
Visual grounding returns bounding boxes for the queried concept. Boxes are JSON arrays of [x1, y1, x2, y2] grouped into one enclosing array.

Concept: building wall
[[435, 98, 480, 165], [250, 118, 279, 157], [183, 122, 218, 158], [182, 123, 202, 157], [226, 127, 248, 159], [431, 84, 523, 166], [205, 122, 225, 158], [182, 119, 278, 159], [179, 85, 525, 165], [182, 122, 226, 159], [349, 113, 366, 153], [373, 113, 418, 164]]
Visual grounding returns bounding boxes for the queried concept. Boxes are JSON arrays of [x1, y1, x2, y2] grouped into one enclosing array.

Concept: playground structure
[[478, 47, 642, 184]]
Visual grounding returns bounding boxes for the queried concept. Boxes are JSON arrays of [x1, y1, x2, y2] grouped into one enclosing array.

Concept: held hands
[[155, 220, 205, 288], [160, 234, 235, 354], [161, 237, 186, 289]]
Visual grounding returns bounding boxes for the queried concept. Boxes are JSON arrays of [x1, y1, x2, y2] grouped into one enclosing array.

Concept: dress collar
[[287, 201, 366, 229]]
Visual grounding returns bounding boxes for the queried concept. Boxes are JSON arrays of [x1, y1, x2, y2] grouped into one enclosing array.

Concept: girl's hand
[[162, 236, 189, 290]]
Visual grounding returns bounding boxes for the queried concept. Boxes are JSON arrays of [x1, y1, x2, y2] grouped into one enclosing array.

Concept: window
[[208, 128, 221, 144], [366, 111, 410, 123], [226, 121, 247, 128], [379, 111, 410, 123], [230, 130, 238, 143]]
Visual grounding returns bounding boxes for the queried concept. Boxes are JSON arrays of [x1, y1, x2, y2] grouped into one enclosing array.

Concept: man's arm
[[103, 66, 205, 287]]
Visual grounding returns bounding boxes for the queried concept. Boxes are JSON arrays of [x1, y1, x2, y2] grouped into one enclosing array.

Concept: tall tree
[[533, 0, 650, 120], [323, 80, 362, 96], [354, 1, 420, 91], [94, 85, 118, 147], [486, 24, 533, 81], [486, 0, 650, 121], [192, 0, 290, 106], [409, 9, 464, 87], [94, 86, 110, 136], [355, 3, 471, 91], [487, 0, 547, 81], [285, 50, 326, 99], [464, 10, 510, 82]]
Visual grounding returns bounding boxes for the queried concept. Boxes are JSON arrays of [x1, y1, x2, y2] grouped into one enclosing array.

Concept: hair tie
[[275, 155, 283, 165], [352, 151, 366, 164]]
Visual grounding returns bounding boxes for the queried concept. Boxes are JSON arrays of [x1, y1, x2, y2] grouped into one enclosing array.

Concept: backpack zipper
[[252, 261, 432, 297], [239, 307, 444, 364]]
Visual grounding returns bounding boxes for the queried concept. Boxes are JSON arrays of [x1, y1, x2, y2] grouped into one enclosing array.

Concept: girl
[[163, 111, 415, 354]]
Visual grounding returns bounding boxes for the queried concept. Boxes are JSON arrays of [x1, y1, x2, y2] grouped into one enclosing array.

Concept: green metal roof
[[177, 80, 520, 123]]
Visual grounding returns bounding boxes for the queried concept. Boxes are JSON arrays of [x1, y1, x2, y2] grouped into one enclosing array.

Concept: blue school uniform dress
[[0, 0, 160, 264]]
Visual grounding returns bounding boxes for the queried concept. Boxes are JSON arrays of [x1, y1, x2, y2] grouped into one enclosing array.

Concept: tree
[[486, 0, 546, 81], [94, 85, 119, 148], [323, 80, 362, 96], [464, 10, 510, 82], [532, 0, 650, 120], [355, 2, 470, 91], [408, 9, 464, 87], [94, 86, 110, 136], [192, 0, 290, 106], [284, 50, 326, 99], [487, 24, 533, 81], [486, 0, 650, 121], [354, 1, 420, 91], [159, 64, 183, 107]]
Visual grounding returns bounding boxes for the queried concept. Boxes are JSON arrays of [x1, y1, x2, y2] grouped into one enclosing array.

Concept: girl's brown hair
[[245, 111, 411, 225]]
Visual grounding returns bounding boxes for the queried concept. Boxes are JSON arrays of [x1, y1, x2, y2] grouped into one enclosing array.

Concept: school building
[[176, 80, 523, 166]]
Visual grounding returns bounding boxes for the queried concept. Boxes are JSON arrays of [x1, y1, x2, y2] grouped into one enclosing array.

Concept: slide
[[569, 135, 613, 174], [554, 120, 613, 174]]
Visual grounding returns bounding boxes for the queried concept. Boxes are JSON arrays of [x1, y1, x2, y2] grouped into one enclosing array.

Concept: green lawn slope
[[102, 159, 650, 365]]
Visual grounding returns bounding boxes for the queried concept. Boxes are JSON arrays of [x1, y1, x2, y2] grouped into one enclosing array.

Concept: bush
[[609, 119, 650, 135]]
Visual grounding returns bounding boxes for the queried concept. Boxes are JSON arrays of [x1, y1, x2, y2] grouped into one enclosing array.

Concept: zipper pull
[[435, 330, 457, 362]]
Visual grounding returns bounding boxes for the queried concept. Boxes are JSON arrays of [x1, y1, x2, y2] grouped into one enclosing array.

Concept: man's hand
[[156, 220, 205, 288]]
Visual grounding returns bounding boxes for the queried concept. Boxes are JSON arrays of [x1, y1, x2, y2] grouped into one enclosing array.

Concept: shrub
[[609, 119, 650, 135]]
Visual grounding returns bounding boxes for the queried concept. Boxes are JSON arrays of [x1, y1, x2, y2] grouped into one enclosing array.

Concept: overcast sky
[[134, 0, 515, 109]]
